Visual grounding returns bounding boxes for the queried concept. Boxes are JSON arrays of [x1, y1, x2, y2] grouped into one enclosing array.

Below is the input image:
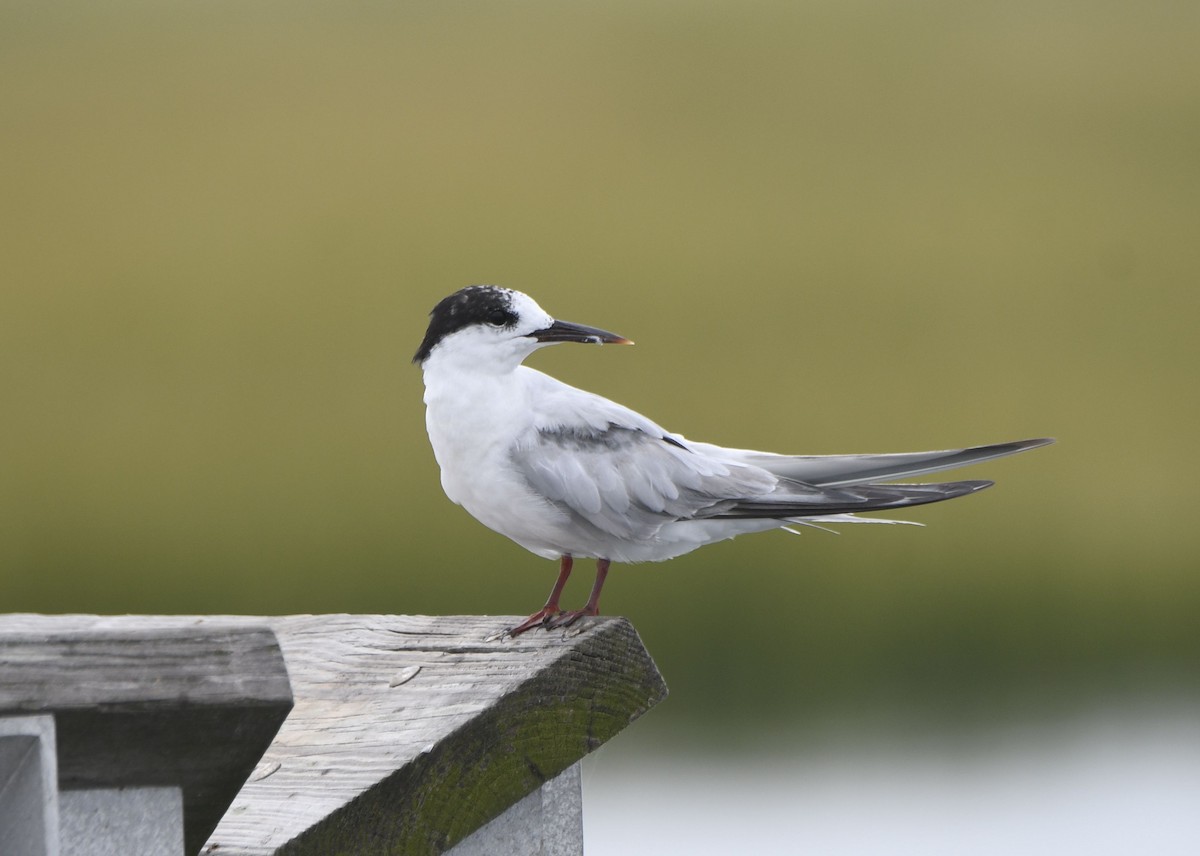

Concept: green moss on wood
[[278, 617, 666, 856]]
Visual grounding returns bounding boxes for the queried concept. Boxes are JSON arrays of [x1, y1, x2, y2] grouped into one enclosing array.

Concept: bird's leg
[[545, 559, 610, 629], [507, 555, 573, 636]]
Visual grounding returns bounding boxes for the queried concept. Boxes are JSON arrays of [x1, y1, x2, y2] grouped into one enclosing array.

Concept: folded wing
[[512, 423, 776, 539], [512, 423, 1020, 538]]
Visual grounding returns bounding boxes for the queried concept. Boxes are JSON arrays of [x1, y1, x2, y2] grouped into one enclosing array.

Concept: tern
[[414, 285, 1053, 635]]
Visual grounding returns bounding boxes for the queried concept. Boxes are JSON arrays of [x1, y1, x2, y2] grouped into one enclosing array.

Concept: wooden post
[[0, 715, 58, 856], [0, 619, 293, 856], [0, 614, 667, 855]]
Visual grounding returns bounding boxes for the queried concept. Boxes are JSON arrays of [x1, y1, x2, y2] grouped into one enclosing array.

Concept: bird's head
[[413, 286, 632, 370]]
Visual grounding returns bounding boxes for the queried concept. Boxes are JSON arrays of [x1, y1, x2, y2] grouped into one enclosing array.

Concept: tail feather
[[703, 479, 994, 520], [782, 515, 925, 534]]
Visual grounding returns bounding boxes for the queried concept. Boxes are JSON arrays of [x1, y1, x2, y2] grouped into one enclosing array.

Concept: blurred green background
[[3, 0, 1198, 745]]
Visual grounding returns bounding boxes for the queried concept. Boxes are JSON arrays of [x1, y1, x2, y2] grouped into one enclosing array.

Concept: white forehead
[[507, 290, 554, 327]]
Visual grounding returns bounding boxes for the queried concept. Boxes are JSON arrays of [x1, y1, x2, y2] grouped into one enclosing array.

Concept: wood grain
[[1, 614, 666, 855], [214, 615, 667, 856], [0, 616, 293, 855]]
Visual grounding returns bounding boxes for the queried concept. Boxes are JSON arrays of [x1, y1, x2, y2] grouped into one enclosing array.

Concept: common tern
[[414, 285, 1053, 635]]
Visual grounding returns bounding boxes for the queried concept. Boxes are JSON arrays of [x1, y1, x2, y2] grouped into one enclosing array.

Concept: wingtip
[[1016, 437, 1056, 450], [983, 437, 1056, 456]]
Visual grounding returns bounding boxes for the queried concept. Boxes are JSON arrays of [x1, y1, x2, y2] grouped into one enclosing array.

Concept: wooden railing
[[0, 614, 667, 856]]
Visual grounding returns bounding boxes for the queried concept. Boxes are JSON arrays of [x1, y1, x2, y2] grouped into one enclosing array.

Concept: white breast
[[422, 363, 570, 559]]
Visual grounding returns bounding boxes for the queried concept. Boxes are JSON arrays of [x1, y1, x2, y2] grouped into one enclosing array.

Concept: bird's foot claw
[[542, 609, 597, 631], [506, 608, 561, 637]]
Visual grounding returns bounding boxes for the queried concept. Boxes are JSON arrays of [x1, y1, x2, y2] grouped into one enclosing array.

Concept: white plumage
[[414, 286, 1052, 633]]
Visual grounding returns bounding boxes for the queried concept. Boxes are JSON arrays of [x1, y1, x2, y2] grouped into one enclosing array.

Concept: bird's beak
[[532, 319, 634, 346]]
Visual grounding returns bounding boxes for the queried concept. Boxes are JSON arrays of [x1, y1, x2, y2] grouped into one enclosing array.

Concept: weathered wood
[[205, 615, 666, 855], [0, 618, 293, 855], [1, 614, 666, 855], [0, 715, 58, 856], [449, 762, 583, 856], [60, 787, 185, 856]]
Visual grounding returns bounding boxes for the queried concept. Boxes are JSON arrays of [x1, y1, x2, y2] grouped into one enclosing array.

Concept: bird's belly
[[454, 475, 571, 560]]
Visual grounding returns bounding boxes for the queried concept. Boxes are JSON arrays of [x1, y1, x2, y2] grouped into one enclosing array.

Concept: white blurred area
[[583, 702, 1200, 855]]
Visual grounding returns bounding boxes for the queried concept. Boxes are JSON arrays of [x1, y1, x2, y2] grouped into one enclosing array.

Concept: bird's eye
[[486, 309, 510, 327]]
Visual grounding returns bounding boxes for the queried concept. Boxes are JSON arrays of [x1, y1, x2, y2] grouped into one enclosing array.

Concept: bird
[[414, 285, 1053, 635]]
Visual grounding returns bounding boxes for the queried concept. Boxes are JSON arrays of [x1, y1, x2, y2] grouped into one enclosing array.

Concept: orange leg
[[545, 559, 610, 629], [507, 555, 573, 636]]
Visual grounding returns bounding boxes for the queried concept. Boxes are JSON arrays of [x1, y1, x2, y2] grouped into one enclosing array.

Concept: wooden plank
[[0, 617, 293, 856], [60, 787, 185, 856], [448, 762, 583, 856], [206, 615, 666, 856], [0, 615, 666, 855]]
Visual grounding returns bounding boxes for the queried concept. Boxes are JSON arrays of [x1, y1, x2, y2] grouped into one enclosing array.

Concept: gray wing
[[511, 424, 779, 539], [512, 424, 1005, 538], [695, 438, 1055, 487]]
